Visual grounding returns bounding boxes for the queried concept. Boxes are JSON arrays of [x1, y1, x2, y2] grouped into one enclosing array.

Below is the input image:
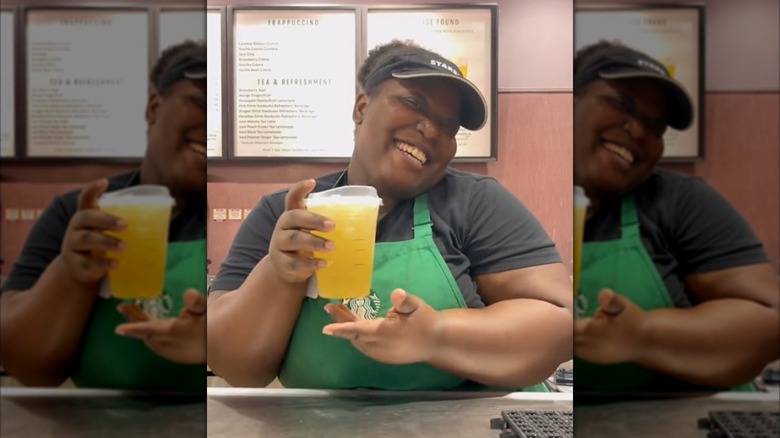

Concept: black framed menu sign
[[158, 6, 223, 159], [159, 7, 204, 52], [366, 6, 498, 161], [1, 8, 16, 158], [206, 8, 224, 159], [229, 7, 358, 159], [25, 7, 149, 158], [575, 5, 704, 161]]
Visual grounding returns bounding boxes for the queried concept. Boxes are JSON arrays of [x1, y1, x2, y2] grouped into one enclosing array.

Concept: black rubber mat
[[490, 410, 573, 438], [554, 369, 573, 386], [761, 368, 780, 385], [697, 410, 779, 438]]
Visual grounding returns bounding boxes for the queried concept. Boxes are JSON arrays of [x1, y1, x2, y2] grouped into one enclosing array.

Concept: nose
[[416, 119, 442, 139], [623, 117, 650, 140]]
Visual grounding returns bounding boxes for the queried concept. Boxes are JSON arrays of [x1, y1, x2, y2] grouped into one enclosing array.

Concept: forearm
[[428, 299, 572, 388], [635, 299, 780, 387], [0, 256, 99, 386], [207, 256, 306, 387]]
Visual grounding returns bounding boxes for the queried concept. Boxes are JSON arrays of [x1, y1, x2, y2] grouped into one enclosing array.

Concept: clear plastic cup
[[97, 185, 175, 299], [305, 186, 383, 299], [573, 186, 590, 297]]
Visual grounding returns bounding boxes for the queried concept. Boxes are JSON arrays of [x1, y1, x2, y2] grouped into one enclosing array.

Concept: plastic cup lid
[[97, 185, 176, 207], [305, 185, 383, 207], [574, 186, 590, 207]]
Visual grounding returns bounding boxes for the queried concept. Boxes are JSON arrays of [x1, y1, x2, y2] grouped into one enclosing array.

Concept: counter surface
[[574, 392, 779, 438], [4, 387, 776, 438], [0, 388, 205, 438], [207, 388, 572, 438]]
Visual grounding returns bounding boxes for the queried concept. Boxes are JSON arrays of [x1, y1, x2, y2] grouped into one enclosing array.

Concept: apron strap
[[333, 170, 348, 188], [620, 194, 641, 238], [412, 193, 433, 238]]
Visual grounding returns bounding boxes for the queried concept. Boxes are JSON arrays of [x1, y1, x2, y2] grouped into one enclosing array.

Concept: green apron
[[70, 239, 206, 392], [279, 193, 547, 392], [574, 195, 755, 392]]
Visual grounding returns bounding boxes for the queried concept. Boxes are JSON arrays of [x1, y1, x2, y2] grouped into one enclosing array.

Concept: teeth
[[188, 142, 207, 156], [604, 142, 634, 164], [395, 141, 427, 165]]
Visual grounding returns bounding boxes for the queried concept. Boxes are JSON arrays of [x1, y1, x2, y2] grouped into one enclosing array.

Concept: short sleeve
[[2, 196, 74, 293], [209, 195, 284, 293], [464, 178, 561, 277], [670, 178, 768, 275]]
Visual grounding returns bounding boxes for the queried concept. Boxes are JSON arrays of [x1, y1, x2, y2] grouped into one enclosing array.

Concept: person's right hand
[[60, 179, 127, 285], [574, 289, 649, 364], [268, 179, 335, 284]]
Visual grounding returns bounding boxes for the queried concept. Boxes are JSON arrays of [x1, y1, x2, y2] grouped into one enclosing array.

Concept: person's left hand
[[322, 289, 443, 365], [115, 289, 206, 364], [574, 289, 649, 364]]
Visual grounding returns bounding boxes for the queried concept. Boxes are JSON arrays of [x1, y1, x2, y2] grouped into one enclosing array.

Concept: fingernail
[[116, 242, 127, 251], [317, 260, 328, 268], [322, 328, 333, 335], [109, 260, 120, 268], [323, 220, 335, 230], [114, 220, 127, 230], [323, 241, 335, 250], [329, 331, 350, 339]]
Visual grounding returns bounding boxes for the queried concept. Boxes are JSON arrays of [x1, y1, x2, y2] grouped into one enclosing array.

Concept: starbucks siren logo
[[137, 294, 174, 319], [575, 294, 589, 318], [343, 293, 381, 320]]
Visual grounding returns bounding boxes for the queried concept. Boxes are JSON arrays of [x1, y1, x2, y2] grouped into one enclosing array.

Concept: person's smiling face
[[144, 78, 207, 196], [574, 78, 669, 199], [350, 77, 461, 201]]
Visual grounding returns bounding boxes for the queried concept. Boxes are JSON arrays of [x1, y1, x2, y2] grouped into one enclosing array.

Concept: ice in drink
[[306, 186, 382, 299], [98, 185, 174, 299]]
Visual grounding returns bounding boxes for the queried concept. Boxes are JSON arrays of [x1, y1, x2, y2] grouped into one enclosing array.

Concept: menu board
[[159, 9, 205, 51], [206, 10, 222, 158], [159, 8, 222, 158], [575, 7, 703, 160], [1, 10, 15, 158], [367, 8, 496, 159], [231, 9, 357, 158], [26, 9, 149, 158]]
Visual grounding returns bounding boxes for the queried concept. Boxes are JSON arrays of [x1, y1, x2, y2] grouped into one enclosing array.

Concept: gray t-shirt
[[211, 168, 562, 308], [584, 169, 768, 308]]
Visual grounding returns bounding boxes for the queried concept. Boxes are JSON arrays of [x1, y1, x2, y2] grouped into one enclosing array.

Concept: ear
[[145, 92, 161, 125], [352, 92, 369, 125]]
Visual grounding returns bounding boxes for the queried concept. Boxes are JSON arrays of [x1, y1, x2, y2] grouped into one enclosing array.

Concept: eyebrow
[[612, 87, 666, 130], [613, 88, 636, 106], [185, 94, 207, 107]]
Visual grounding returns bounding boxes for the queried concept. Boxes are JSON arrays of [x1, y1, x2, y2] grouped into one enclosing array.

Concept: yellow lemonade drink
[[306, 186, 382, 299], [98, 186, 174, 299], [573, 186, 590, 297]]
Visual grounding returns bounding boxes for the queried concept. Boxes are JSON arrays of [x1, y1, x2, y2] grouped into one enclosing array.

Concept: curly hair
[[357, 39, 443, 95], [149, 39, 205, 96]]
